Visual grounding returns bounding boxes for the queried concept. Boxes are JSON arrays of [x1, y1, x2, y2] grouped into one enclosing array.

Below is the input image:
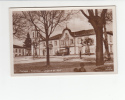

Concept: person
[[62, 52, 65, 61], [79, 62, 86, 72], [80, 51, 82, 59]]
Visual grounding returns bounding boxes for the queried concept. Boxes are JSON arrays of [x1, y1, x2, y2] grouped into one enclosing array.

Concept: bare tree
[[21, 10, 73, 67], [81, 9, 107, 66], [13, 13, 30, 39], [103, 10, 112, 60]]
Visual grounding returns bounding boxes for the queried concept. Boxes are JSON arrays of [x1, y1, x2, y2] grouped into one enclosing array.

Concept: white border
[[9, 6, 117, 76]]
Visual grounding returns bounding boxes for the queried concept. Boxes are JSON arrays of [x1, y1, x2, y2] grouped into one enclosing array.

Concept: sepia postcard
[[10, 6, 117, 76]]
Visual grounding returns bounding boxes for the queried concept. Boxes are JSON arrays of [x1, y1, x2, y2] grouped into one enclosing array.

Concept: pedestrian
[[80, 51, 82, 59], [79, 62, 86, 72], [62, 52, 65, 61]]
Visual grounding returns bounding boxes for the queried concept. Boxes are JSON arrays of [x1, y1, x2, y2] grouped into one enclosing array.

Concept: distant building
[[30, 27, 113, 56], [13, 45, 26, 57]]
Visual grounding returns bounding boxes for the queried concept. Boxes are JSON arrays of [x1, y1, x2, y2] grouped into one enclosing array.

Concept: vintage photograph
[[10, 6, 117, 75]]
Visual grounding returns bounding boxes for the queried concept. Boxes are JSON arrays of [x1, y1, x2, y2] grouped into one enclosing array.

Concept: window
[[110, 35, 112, 42], [33, 32, 34, 38], [49, 41, 52, 44], [78, 38, 82, 44], [65, 33, 69, 40], [61, 40, 64, 45], [19, 49, 21, 53], [22, 49, 24, 55], [35, 32, 36, 37], [110, 45, 113, 53], [44, 42, 45, 46], [37, 31, 39, 37], [15, 49, 17, 53], [49, 49, 52, 55], [54, 41, 57, 46], [70, 39, 74, 45]]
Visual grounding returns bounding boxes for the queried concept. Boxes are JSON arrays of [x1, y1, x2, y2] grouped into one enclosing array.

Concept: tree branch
[[95, 9, 98, 16], [80, 10, 89, 19]]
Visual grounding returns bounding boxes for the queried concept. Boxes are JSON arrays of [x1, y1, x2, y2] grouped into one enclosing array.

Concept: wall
[[13, 48, 25, 57]]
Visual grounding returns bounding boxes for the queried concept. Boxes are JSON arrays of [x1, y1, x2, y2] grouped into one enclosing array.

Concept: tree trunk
[[95, 28, 104, 66], [46, 36, 50, 67], [103, 24, 111, 59], [80, 9, 107, 66]]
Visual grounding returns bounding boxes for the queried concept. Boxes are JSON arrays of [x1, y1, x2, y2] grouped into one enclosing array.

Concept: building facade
[[30, 27, 113, 56], [13, 45, 26, 57], [13, 45, 31, 57]]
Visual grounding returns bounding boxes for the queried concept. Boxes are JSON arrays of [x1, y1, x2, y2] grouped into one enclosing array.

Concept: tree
[[81, 9, 107, 66], [24, 33, 31, 48], [13, 13, 30, 39], [21, 10, 72, 67], [23, 33, 31, 55], [103, 10, 112, 60], [83, 37, 94, 55]]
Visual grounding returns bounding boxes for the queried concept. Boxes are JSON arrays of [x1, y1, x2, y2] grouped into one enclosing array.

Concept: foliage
[[23, 33, 31, 49], [13, 13, 31, 39], [83, 37, 94, 46]]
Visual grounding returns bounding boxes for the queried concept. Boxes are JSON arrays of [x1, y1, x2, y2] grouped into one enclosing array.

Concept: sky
[[13, 10, 113, 46]]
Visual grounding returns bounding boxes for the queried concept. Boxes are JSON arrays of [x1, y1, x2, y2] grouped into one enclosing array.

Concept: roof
[[70, 29, 95, 37], [13, 45, 24, 48], [49, 34, 62, 40], [40, 29, 113, 41], [41, 34, 62, 41]]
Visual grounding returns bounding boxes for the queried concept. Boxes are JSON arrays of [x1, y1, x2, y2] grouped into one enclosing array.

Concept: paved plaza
[[14, 55, 96, 64]]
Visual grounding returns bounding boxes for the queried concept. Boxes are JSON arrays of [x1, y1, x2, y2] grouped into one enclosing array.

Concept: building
[[13, 45, 26, 57], [30, 27, 113, 56], [13, 45, 31, 57]]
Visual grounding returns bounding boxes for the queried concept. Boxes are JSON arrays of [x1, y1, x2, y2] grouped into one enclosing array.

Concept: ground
[[14, 55, 114, 73]]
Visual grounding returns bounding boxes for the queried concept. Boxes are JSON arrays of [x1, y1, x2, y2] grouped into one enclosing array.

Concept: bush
[[74, 68, 79, 72], [79, 67, 86, 72]]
